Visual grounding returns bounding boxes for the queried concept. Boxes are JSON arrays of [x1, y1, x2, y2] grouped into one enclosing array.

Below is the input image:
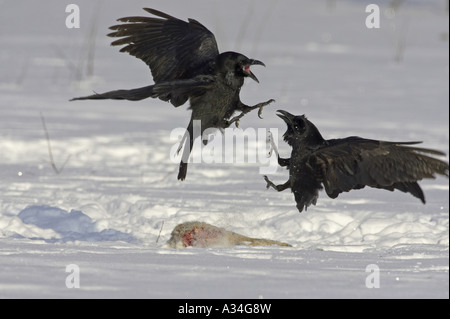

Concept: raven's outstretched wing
[[108, 8, 220, 83], [311, 137, 449, 203]]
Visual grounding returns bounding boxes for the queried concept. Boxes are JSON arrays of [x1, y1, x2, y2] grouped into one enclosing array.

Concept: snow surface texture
[[0, 0, 448, 298]]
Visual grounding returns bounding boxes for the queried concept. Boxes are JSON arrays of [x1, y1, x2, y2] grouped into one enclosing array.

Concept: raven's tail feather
[[392, 181, 425, 204], [70, 85, 155, 101]]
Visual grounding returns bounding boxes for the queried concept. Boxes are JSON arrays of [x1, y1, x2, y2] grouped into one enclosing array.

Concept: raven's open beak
[[276, 110, 295, 126], [246, 59, 265, 83]]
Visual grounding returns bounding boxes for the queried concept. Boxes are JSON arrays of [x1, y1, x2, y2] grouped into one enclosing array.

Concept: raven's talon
[[227, 112, 244, 128], [258, 106, 264, 119], [258, 99, 275, 119]]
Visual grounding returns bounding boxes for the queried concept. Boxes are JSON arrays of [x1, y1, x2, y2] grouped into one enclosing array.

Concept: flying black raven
[[71, 8, 274, 180], [264, 110, 449, 213]]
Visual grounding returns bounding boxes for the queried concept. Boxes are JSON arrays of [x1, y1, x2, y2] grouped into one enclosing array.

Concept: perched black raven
[[264, 110, 449, 213], [71, 8, 274, 180]]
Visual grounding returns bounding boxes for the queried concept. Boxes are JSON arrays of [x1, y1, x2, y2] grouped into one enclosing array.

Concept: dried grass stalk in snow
[[166, 221, 291, 248]]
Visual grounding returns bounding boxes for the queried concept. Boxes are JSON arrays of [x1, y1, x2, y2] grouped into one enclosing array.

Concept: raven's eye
[[293, 118, 305, 131]]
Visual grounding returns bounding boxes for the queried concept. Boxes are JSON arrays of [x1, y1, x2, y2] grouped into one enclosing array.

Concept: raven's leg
[[266, 130, 291, 168], [177, 119, 195, 181], [263, 175, 291, 192], [227, 99, 275, 127], [266, 130, 279, 158]]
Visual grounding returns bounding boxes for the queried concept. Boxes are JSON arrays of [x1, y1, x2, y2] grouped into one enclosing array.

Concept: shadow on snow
[[18, 205, 136, 243]]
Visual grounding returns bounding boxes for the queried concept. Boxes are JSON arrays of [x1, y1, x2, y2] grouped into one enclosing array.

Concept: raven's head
[[216, 52, 265, 83], [277, 110, 325, 147]]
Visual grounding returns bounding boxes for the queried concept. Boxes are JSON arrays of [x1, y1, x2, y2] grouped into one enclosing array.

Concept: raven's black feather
[[264, 110, 449, 212], [71, 8, 274, 180]]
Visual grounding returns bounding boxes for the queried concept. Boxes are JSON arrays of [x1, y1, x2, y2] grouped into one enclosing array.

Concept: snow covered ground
[[0, 0, 448, 299]]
